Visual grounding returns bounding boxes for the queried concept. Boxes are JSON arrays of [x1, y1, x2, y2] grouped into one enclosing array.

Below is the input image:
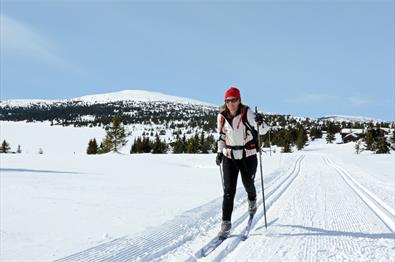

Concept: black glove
[[255, 113, 264, 125], [216, 153, 223, 166]]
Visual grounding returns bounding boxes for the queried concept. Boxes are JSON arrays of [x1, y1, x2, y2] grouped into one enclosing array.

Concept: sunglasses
[[225, 98, 239, 104]]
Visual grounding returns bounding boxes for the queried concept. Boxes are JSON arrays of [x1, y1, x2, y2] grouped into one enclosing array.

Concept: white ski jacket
[[217, 107, 270, 160]]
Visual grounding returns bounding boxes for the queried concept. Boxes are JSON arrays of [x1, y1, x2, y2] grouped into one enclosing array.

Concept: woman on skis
[[215, 86, 269, 239]]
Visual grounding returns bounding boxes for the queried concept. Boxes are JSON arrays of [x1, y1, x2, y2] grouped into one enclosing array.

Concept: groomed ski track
[[55, 153, 394, 261]]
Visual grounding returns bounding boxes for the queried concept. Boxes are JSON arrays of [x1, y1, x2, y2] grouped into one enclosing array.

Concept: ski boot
[[217, 220, 231, 239], [248, 199, 257, 216]]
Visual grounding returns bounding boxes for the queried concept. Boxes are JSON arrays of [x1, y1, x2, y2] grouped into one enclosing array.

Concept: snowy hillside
[[0, 90, 215, 108], [317, 115, 386, 123], [72, 90, 215, 106], [1, 121, 394, 261]]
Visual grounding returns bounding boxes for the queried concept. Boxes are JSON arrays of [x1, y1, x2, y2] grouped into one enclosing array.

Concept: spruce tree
[[173, 134, 184, 153], [364, 129, 375, 151], [0, 140, 11, 153], [200, 131, 210, 153], [290, 128, 298, 145], [100, 116, 128, 153], [206, 134, 216, 153], [187, 133, 200, 153], [98, 136, 112, 154], [142, 137, 152, 153], [182, 134, 187, 153], [87, 138, 98, 154], [130, 137, 142, 153], [326, 132, 335, 144], [310, 126, 322, 140], [152, 134, 167, 153], [282, 129, 292, 153], [326, 122, 336, 144], [296, 127, 307, 150], [376, 137, 390, 154]]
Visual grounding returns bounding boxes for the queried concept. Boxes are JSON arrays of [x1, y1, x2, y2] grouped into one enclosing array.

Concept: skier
[[216, 86, 269, 239]]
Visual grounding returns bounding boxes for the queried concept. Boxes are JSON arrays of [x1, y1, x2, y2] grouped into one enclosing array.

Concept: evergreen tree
[[391, 129, 395, 150], [152, 134, 167, 153], [310, 126, 322, 140], [0, 140, 11, 153], [130, 136, 153, 153], [326, 132, 335, 144], [130, 137, 142, 153], [289, 128, 298, 145], [182, 134, 187, 152], [364, 129, 376, 151], [98, 137, 112, 154], [99, 115, 128, 153], [206, 134, 216, 153], [296, 127, 307, 150], [142, 137, 152, 153], [200, 131, 210, 153], [87, 138, 98, 154], [172, 134, 184, 153], [376, 137, 390, 154], [187, 133, 200, 153], [326, 122, 336, 144], [282, 129, 292, 153]]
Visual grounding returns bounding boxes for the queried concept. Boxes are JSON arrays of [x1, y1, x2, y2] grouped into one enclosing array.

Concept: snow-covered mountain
[[72, 90, 215, 106], [0, 89, 216, 108], [317, 115, 385, 123]]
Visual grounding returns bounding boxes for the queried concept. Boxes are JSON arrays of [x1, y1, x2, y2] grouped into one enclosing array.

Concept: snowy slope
[[0, 90, 216, 108], [317, 115, 386, 123], [1, 126, 394, 261], [71, 90, 214, 106], [1, 116, 394, 262]]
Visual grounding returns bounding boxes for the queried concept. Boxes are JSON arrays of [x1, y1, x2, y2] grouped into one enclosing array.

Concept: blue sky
[[1, 0, 394, 120]]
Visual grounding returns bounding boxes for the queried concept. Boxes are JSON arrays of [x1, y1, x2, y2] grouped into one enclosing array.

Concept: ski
[[241, 214, 254, 241], [195, 235, 227, 258], [195, 214, 254, 258]]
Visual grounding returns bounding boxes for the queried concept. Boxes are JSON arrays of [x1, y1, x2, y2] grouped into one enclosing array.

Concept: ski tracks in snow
[[232, 154, 394, 261], [323, 156, 395, 232], [54, 155, 304, 262], [55, 154, 394, 261], [204, 155, 305, 261]]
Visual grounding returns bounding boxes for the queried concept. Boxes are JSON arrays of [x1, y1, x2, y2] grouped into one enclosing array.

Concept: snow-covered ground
[[0, 122, 394, 261]]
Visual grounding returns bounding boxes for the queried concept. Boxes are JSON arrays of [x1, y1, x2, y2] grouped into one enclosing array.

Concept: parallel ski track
[[323, 156, 395, 232], [54, 155, 304, 262], [207, 155, 305, 261]]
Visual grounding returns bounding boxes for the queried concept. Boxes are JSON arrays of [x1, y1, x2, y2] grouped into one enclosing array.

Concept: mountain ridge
[[0, 90, 391, 123], [0, 89, 216, 108]]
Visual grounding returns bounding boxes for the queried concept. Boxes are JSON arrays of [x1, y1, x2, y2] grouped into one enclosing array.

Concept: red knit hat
[[224, 87, 241, 100]]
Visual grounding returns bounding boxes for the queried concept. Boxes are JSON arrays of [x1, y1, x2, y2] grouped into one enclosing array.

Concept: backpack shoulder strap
[[242, 107, 255, 133]]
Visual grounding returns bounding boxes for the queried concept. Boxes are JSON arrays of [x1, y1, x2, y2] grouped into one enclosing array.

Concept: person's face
[[225, 96, 240, 111]]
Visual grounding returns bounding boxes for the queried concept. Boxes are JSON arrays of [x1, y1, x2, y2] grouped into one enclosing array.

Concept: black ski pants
[[222, 154, 257, 221]]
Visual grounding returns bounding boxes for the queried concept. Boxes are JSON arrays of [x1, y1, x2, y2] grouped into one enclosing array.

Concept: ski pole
[[255, 107, 268, 229]]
